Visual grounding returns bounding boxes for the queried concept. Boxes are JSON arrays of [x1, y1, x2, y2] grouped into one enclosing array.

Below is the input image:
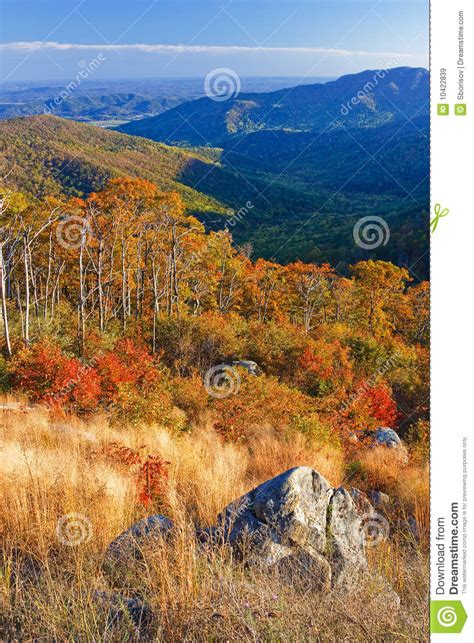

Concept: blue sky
[[0, 0, 429, 81]]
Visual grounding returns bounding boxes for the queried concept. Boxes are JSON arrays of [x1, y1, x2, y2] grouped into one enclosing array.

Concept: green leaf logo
[[430, 601, 467, 633]]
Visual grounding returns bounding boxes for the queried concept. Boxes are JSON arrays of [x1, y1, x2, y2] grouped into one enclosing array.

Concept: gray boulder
[[216, 467, 332, 566], [216, 466, 397, 599], [370, 427, 409, 463], [375, 427, 402, 448]]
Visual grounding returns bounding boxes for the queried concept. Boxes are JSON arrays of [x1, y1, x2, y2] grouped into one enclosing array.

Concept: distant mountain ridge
[[0, 65, 429, 277], [0, 77, 335, 124], [117, 67, 429, 146]]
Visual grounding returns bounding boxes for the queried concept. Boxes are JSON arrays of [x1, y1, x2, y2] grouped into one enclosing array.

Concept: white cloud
[[0, 41, 415, 58]]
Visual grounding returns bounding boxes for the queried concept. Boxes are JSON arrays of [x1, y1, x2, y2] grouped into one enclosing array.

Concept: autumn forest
[[0, 55, 430, 638], [0, 177, 428, 444]]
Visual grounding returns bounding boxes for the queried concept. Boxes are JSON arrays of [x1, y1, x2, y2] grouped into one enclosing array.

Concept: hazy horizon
[[0, 1, 428, 82], [0, 66, 428, 90]]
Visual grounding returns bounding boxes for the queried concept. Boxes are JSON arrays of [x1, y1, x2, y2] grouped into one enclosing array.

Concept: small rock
[[370, 427, 409, 463], [375, 427, 402, 448], [232, 360, 262, 376], [103, 514, 173, 576]]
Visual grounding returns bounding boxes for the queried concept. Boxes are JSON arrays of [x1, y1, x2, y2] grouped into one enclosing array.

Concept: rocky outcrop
[[103, 467, 398, 605], [214, 467, 396, 600]]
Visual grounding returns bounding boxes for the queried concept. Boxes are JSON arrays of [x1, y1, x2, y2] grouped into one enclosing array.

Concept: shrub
[[211, 372, 311, 442], [11, 339, 101, 413], [95, 339, 175, 426], [0, 355, 13, 392], [11, 338, 175, 424], [337, 381, 399, 440], [242, 320, 306, 380], [99, 441, 170, 507], [406, 420, 430, 463], [289, 414, 340, 449], [154, 312, 244, 374], [296, 340, 353, 396], [169, 372, 208, 425]]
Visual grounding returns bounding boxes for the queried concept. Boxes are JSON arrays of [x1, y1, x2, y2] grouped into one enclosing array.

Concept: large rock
[[215, 467, 332, 567], [103, 468, 398, 604], [215, 467, 397, 599]]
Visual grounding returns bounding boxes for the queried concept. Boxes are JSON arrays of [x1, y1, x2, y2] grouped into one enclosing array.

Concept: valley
[[0, 67, 429, 277]]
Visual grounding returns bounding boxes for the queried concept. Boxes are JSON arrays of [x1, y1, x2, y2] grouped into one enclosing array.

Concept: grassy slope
[[0, 115, 228, 215], [1, 401, 428, 640]]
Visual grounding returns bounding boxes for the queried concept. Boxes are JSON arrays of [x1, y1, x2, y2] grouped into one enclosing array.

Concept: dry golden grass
[[353, 447, 430, 549], [0, 401, 429, 641]]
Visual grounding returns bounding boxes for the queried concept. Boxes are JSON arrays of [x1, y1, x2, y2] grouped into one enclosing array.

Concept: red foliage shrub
[[364, 382, 399, 426], [296, 340, 353, 396], [95, 340, 174, 426], [336, 380, 400, 441], [99, 441, 170, 507], [12, 340, 101, 413], [138, 455, 170, 506], [11, 338, 173, 424]]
